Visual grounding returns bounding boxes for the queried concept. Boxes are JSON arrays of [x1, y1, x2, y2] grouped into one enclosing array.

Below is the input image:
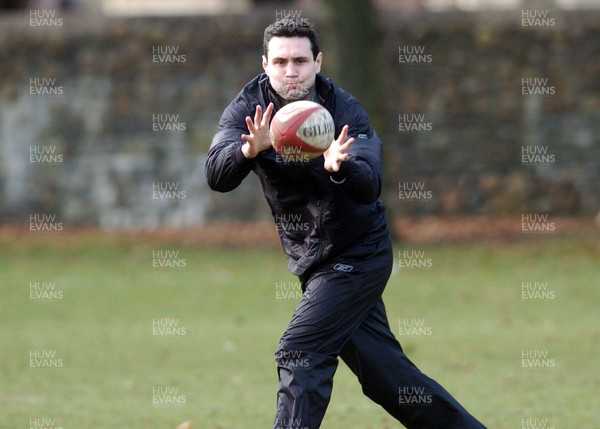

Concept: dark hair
[[263, 17, 320, 60]]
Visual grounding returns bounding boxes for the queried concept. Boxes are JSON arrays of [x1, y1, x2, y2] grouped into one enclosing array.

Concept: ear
[[262, 55, 269, 73], [315, 52, 322, 73]]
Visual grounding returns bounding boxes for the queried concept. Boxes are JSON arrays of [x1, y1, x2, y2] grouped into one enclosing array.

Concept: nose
[[285, 62, 298, 77]]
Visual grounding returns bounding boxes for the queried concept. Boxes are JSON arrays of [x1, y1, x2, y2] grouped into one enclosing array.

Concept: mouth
[[276, 81, 309, 100]]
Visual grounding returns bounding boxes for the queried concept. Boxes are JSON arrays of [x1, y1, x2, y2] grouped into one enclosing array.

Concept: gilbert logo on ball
[[270, 100, 335, 161]]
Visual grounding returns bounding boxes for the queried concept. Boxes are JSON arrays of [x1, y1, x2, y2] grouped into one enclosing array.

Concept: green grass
[[1, 236, 598, 428]]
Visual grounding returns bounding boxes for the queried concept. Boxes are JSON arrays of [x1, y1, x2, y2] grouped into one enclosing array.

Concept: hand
[[241, 103, 274, 158], [324, 125, 354, 173]]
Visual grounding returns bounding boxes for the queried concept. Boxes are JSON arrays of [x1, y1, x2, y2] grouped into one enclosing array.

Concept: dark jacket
[[205, 73, 389, 276]]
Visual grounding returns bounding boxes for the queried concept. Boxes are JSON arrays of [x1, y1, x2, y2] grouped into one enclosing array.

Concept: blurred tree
[[321, 0, 383, 131], [320, 0, 400, 237], [0, 0, 28, 9]]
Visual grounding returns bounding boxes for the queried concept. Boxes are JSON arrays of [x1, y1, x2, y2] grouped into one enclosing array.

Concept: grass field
[[1, 234, 598, 428]]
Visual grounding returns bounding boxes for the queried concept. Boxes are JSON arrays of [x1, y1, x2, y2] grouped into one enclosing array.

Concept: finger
[[245, 116, 256, 134], [341, 137, 355, 151], [324, 157, 335, 172], [262, 103, 274, 126], [241, 133, 252, 143], [335, 137, 354, 156], [337, 125, 349, 143], [254, 105, 263, 126], [338, 153, 349, 162]]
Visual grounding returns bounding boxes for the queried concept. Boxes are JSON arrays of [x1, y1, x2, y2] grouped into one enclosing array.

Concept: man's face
[[263, 36, 322, 102]]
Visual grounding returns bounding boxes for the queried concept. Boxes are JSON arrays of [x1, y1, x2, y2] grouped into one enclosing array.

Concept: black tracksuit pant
[[273, 237, 486, 429]]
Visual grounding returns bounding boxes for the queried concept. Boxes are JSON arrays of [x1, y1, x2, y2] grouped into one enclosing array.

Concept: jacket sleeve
[[329, 101, 383, 205], [205, 98, 255, 192]]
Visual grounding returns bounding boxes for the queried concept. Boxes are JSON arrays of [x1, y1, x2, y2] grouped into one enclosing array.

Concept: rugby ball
[[270, 101, 335, 160]]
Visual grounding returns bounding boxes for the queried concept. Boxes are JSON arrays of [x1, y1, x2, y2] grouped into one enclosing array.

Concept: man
[[206, 17, 486, 429]]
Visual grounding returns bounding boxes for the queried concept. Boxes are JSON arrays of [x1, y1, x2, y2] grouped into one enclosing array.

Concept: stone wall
[[0, 8, 598, 229], [0, 12, 269, 228], [377, 10, 600, 216]]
